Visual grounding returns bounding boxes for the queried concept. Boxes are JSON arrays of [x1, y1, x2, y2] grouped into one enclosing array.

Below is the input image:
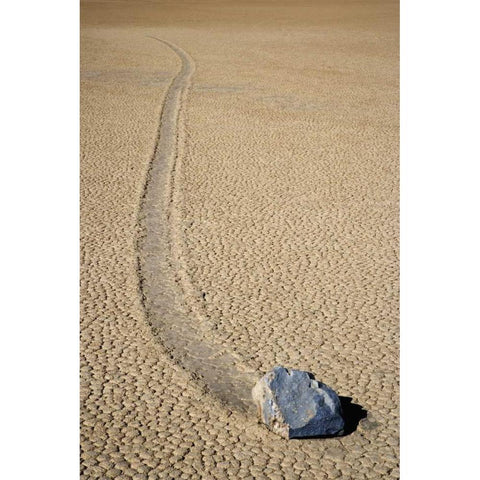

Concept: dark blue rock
[[252, 366, 344, 439]]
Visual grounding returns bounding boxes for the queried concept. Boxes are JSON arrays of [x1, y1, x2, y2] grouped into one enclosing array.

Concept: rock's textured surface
[[252, 366, 345, 439]]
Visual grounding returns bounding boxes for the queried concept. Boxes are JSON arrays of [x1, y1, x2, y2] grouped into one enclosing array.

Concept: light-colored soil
[[81, 1, 399, 478]]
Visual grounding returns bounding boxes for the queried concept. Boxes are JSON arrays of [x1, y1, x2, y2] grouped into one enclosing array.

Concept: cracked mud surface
[[81, 1, 399, 478]]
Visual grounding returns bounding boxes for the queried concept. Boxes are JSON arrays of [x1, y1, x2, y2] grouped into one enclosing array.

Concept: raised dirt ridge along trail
[[138, 38, 258, 413]]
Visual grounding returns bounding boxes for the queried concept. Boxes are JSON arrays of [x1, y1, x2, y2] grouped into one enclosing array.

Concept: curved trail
[[138, 38, 258, 413]]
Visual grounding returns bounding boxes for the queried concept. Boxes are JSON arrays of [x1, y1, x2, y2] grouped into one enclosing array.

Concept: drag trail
[[137, 38, 258, 412]]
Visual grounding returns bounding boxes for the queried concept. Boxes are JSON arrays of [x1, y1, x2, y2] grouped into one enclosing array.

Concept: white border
[[2, 1, 79, 478], [401, 0, 480, 478]]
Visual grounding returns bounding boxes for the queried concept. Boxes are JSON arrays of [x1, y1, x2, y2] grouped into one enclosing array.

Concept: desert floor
[[80, 1, 399, 478]]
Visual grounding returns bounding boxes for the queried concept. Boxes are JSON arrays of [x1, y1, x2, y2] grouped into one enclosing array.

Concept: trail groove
[[138, 37, 258, 413]]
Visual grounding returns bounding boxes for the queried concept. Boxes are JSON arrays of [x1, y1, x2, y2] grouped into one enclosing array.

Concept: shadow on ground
[[339, 396, 368, 435], [295, 396, 367, 440]]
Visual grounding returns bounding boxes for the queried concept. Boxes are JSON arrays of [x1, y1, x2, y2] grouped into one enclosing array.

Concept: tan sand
[[81, 1, 399, 478]]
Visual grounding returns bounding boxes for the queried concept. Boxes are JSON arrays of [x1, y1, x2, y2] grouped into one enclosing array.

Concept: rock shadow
[[339, 396, 367, 436], [294, 396, 367, 440]]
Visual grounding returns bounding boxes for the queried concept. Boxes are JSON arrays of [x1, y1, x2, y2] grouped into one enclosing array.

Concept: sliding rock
[[252, 366, 344, 439]]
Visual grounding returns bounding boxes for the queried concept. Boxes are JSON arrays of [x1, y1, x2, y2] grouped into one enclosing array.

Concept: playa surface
[[81, 1, 399, 478]]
